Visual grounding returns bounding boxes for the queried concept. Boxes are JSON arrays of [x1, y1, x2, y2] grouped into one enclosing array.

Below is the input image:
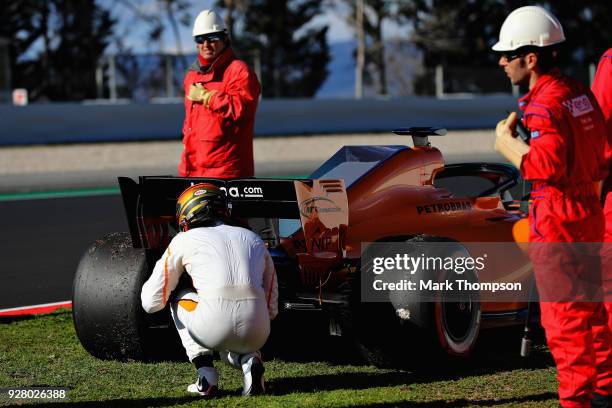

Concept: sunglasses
[[195, 34, 225, 44], [500, 52, 525, 62]]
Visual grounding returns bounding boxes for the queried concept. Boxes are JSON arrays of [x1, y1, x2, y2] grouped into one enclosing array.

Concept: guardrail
[[0, 96, 517, 146]]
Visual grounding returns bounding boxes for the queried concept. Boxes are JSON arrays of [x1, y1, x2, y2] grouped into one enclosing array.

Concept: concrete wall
[[0, 96, 517, 145]]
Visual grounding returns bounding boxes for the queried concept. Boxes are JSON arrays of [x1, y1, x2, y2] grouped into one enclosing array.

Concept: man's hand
[[495, 111, 530, 168], [496, 111, 518, 139], [187, 83, 216, 107]]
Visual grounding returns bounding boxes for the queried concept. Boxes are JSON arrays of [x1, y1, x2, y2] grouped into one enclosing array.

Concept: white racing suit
[[141, 223, 278, 361]]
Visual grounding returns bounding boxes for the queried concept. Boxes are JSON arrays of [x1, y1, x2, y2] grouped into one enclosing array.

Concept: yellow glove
[[495, 111, 530, 168], [187, 83, 216, 107]]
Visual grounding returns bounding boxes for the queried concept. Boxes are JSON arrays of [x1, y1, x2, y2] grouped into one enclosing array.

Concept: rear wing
[[392, 127, 447, 147], [118, 176, 348, 258]]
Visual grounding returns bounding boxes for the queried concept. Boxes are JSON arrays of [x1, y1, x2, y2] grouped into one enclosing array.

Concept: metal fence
[[94, 51, 261, 102], [419, 64, 595, 98], [94, 53, 195, 101], [0, 38, 11, 103], [93, 52, 598, 101]]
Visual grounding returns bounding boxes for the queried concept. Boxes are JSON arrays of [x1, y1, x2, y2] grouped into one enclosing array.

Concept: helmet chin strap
[[180, 221, 189, 232]]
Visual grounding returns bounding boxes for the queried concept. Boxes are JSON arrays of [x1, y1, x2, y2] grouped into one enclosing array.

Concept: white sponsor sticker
[[194, 189, 207, 196], [562, 95, 594, 117], [220, 185, 264, 198]]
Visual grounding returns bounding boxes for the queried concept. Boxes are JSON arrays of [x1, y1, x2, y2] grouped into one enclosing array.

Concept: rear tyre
[[419, 237, 481, 357], [434, 269, 481, 357], [390, 236, 481, 359], [72, 232, 182, 361]]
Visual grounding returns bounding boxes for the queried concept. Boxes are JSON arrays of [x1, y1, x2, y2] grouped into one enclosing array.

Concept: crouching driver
[[140, 183, 278, 397]]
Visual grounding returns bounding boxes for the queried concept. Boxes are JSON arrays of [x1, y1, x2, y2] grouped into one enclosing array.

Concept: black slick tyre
[[72, 232, 181, 361]]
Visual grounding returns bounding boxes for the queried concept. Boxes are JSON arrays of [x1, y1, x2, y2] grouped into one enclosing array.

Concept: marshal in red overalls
[[520, 69, 612, 407]]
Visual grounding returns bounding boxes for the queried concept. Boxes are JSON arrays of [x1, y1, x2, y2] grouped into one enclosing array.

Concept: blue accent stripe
[[0, 187, 121, 202]]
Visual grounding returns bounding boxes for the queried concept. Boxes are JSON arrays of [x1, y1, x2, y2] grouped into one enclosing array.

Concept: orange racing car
[[72, 127, 533, 365]]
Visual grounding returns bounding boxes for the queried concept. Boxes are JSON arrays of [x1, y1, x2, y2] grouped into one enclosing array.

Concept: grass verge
[[0, 309, 559, 407]]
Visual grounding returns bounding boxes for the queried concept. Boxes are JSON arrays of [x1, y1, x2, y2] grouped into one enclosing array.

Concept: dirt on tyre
[[72, 232, 182, 361]]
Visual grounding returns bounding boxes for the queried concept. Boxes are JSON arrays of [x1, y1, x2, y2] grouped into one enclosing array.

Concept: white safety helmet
[[492, 6, 565, 52], [192, 10, 227, 37]]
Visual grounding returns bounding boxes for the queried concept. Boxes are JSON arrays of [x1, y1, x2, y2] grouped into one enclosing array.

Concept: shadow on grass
[[0, 314, 45, 324], [1, 391, 559, 408], [2, 391, 235, 408], [0, 308, 72, 324], [262, 316, 557, 400], [342, 391, 558, 407], [266, 352, 552, 395], [265, 312, 554, 373]]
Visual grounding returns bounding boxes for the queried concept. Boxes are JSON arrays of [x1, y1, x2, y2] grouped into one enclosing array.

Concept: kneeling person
[[141, 183, 278, 396]]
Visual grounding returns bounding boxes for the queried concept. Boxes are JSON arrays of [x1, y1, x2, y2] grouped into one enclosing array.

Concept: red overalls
[[593, 48, 612, 242], [179, 47, 261, 178], [591, 48, 612, 331], [520, 70, 612, 407]]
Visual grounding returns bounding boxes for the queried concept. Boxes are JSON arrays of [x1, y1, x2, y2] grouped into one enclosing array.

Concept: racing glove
[[495, 111, 530, 169], [187, 83, 216, 108]]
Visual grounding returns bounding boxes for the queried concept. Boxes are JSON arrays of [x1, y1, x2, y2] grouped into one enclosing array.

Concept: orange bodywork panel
[[283, 144, 531, 315], [293, 179, 349, 289]]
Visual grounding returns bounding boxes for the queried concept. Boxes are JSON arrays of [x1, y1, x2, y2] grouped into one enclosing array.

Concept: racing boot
[[187, 355, 218, 397], [240, 351, 265, 396]]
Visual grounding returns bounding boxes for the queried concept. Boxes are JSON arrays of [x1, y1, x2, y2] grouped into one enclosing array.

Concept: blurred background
[[2, 0, 610, 104]]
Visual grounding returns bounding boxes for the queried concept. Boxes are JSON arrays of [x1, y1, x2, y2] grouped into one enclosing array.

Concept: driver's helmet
[[176, 183, 228, 232]]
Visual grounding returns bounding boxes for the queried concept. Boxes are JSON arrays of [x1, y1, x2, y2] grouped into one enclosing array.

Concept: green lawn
[[0, 310, 559, 407]]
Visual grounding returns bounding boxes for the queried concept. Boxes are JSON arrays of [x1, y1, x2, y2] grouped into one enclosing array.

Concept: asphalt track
[[0, 192, 127, 309]]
